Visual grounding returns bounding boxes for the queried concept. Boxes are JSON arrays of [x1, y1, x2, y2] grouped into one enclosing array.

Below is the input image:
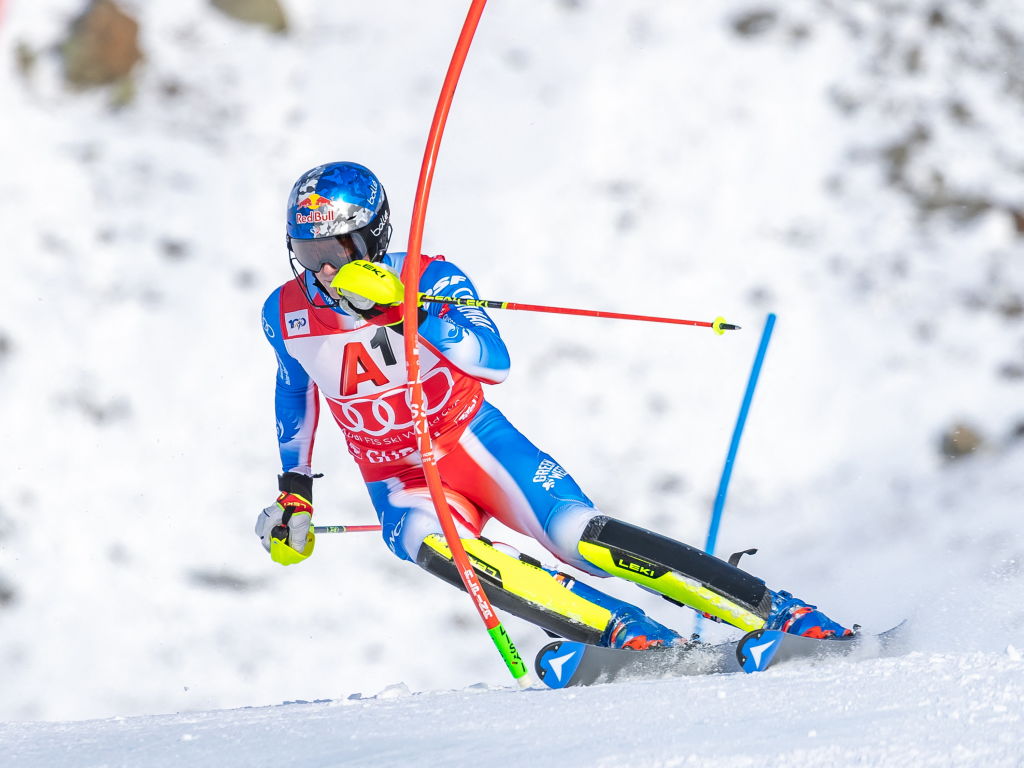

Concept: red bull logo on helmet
[[295, 193, 336, 224]]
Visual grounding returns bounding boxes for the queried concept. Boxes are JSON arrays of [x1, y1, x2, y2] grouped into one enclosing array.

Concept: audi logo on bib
[[328, 368, 456, 438]]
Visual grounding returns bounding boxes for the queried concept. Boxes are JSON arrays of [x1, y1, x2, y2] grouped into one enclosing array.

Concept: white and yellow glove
[[331, 260, 405, 326], [255, 472, 315, 565]]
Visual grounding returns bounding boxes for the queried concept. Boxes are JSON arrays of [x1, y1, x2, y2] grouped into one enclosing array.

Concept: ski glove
[[256, 472, 315, 565], [330, 259, 405, 326]]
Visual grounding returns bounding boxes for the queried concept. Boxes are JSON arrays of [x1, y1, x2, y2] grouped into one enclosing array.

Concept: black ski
[[534, 621, 908, 689]]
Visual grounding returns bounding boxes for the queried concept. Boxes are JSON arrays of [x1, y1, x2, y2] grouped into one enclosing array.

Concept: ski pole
[[419, 294, 740, 335], [313, 524, 382, 534]]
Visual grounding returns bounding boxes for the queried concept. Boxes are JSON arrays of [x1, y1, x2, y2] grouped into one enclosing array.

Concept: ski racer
[[256, 161, 853, 650]]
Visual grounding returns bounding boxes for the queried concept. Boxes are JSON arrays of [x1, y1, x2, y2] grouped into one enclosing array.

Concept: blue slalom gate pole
[[696, 313, 776, 634], [705, 312, 776, 556]]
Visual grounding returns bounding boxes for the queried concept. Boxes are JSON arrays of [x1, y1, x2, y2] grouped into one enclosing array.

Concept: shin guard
[[578, 516, 772, 631], [416, 535, 614, 644]]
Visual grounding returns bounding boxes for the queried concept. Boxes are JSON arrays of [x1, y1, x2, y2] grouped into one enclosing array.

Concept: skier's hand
[[330, 260, 404, 326], [255, 472, 315, 565]]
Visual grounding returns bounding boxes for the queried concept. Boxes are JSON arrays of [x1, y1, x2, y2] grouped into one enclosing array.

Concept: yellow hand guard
[[270, 530, 315, 565], [330, 260, 404, 306], [267, 490, 315, 566]]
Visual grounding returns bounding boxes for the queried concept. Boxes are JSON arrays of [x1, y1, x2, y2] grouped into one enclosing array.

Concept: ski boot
[[603, 606, 683, 650], [557, 568, 683, 649], [765, 590, 853, 639]]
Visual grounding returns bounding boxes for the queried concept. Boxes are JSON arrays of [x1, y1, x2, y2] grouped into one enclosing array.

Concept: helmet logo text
[[296, 193, 336, 225], [370, 207, 389, 237]]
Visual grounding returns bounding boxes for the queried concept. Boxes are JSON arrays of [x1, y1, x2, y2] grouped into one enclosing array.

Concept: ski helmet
[[286, 162, 392, 275]]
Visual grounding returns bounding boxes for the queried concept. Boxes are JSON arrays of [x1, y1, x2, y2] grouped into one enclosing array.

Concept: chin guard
[[330, 260, 404, 306]]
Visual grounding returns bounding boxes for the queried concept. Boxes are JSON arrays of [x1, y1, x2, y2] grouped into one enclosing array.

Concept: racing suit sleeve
[[416, 258, 511, 385], [262, 289, 319, 474]]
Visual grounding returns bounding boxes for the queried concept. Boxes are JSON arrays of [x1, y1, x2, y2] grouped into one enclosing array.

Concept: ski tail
[[535, 641, 589, 689], [736, 630, 794, 672]]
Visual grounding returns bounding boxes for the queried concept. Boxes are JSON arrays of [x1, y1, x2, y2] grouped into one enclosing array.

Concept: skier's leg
[[361, 409, 680, 648], [438, 402, 753, 623], [445, 404, 850, 638], [362, 467, 679, 647]]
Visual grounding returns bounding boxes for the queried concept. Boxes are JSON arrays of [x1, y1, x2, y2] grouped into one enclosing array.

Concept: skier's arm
[[416, 259, 510, 385], [261, 290, 320, 475], [330, 257, 511, 384]]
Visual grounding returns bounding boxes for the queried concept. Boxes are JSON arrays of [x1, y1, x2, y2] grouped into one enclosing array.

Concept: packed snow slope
[[1, 0, 1023, 741], [4, 649, 1024, 767]]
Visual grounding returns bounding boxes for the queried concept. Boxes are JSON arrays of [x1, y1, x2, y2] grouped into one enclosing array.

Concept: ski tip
[[535, 641, 586, 690]]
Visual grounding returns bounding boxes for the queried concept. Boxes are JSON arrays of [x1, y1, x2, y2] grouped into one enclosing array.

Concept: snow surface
[[1, 0, 1023, 763], [4, 650, 1024, 767]]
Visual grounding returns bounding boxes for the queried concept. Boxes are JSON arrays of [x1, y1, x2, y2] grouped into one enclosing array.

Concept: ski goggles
[[289, 233, 368, 273]]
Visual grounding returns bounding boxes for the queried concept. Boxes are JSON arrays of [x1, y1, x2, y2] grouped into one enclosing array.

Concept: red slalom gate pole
[[420, 294, 741, 334], [400, 0, 531, 686]]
